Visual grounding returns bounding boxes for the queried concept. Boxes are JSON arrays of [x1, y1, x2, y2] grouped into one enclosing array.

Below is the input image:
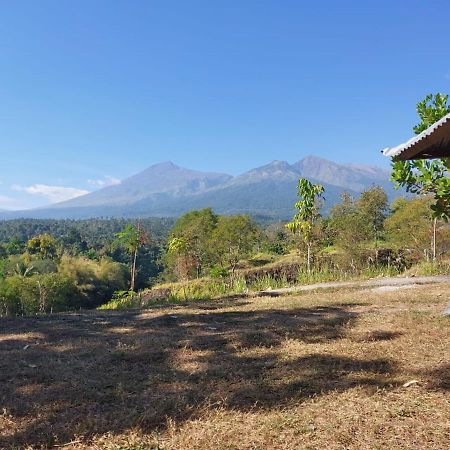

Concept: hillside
[[0, 156, 398, 220]]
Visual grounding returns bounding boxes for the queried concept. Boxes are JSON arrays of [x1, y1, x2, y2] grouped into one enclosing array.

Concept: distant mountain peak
[[149, 161, 178, 169], [300, 154, 330, 163], [293, 155, 389, 191], [265, 160, 293, 169]]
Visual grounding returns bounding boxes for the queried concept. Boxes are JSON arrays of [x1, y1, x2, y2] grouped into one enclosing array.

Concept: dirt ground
[[0, 283, 449, 449]]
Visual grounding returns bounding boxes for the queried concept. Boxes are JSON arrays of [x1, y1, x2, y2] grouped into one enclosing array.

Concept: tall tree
[[286, 178, 324, 272], [115, 224, 148, 291], [391, 93, 450, 259]]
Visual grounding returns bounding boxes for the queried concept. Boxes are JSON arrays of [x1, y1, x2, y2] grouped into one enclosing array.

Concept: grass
[[100, 264, 406, 311], [404, 259, 450, 276], [1, 283, 449, 449]]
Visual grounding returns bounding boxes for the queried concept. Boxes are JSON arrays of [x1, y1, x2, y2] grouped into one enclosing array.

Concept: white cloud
[[12, 184, 90, 203], [87, 176, 121, 188]]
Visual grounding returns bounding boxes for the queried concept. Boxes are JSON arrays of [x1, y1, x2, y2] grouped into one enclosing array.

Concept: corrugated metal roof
[[382, 112, 450, 160]]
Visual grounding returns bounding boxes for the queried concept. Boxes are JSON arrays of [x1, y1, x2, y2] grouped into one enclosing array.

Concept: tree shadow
[[349, 330, 404, 342], [0, 303, 399, 448], [424, 363, 450, 391]]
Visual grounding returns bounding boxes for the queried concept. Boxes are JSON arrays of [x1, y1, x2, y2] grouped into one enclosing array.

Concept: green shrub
[[58, 255, 128, 308], [98, 290, 139, 310], [209, 266, 229, 279], [0, 273, 76, 316]]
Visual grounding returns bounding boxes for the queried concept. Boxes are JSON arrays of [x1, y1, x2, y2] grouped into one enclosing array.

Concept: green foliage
[[0, 273, 76, 316], [168, 208, 218, 278], [98, 290, 139, 310], [58, 256, 128, 309], [264, 223, 290, 255], [4, 238, 25, 255], [209, 266, 229, 279], [391, 93, 450, 221], [286, 178, 324, 271], [114, 224, 149, 291], [168, 236, 189, 253], [384, 196, 446, 258], [357, 186, 388, 244], [286, 178, 324, 235], [413, 93, 450, 134], [210, 215, 261, 275], [0, 218, 173, 249], [328, 193, 368, 248], [26, 234, 58, 259], [329, 187, 388, 252], [165, 209, 260, 281], [115, 224, 143, 254]]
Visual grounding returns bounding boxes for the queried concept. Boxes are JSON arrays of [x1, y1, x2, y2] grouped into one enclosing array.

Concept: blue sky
[[1, 0, 450, 209]]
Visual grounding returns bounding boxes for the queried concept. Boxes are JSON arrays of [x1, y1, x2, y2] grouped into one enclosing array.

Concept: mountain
[[50, 161, 232, 208], [0, 156, 399, 220], [294, 155, 390, 191]]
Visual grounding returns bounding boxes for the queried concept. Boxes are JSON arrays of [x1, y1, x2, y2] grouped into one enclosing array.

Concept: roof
[[382, 112, 450, 160]]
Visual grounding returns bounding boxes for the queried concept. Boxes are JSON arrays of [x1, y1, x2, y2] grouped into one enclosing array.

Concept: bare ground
[[0, 283, 449, 449]]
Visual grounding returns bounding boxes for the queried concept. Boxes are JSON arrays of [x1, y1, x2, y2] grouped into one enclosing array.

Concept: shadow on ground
[[0, 302, 399, 448]]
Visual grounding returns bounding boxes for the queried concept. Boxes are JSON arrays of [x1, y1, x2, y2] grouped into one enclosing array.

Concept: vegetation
[[286, 178, 324, 272], [391, 93, 450, 259], [0, 219, 168, 315], [114, 224, 149, 291], [2, 90, 450, 318], [166, 208, 261, 281], [1, 181, 449, 317]]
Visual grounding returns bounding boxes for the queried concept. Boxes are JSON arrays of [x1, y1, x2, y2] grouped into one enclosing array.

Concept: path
[[258, 275, 450, 296]]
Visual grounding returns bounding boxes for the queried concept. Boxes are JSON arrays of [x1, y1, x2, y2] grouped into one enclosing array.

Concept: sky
[[1, 0, 450, 209]]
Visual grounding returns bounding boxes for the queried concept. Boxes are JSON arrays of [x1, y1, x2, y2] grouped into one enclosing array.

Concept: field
[[1, 283, 449, 449]]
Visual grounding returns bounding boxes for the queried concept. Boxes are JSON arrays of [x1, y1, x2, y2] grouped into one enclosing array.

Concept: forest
[[0, 186, 448, 316]]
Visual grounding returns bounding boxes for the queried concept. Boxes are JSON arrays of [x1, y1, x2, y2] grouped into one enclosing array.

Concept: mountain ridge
[[0, 156, 399, 220]]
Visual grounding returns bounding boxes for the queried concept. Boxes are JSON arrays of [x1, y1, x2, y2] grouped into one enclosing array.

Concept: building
[[383, 112, 450, 161]]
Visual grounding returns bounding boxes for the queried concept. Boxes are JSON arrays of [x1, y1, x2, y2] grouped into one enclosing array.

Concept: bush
[[0, 273, 76, 316], [58, 256, 128, 308], [209, 266, 229, 279]]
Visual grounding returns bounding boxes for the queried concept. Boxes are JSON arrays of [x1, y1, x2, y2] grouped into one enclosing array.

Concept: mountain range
[[0, 156, 399, 220]]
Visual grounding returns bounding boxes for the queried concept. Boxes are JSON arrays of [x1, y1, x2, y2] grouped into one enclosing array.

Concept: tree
[[385, 196, 450, 259], [114, 224, 148, 291], [210, 215, 260, 278], [26, 234, 58, 259], [168, 208, 218, 278], [167, 236, 195, 281], [391, 93, 450, 259], [356, 186, 388, 247], [286, 178, 324, 272], [4, 238, 25, 256], [329, 193, 368, 246]]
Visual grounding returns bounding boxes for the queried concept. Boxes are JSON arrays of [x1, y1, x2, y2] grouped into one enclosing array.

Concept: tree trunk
[[432, 217, 437, 261], [307, 242, 311, 273], [130, 248, 137, 291]]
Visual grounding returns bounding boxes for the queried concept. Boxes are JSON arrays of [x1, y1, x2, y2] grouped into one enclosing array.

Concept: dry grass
[[1, 284, 449, 449]]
